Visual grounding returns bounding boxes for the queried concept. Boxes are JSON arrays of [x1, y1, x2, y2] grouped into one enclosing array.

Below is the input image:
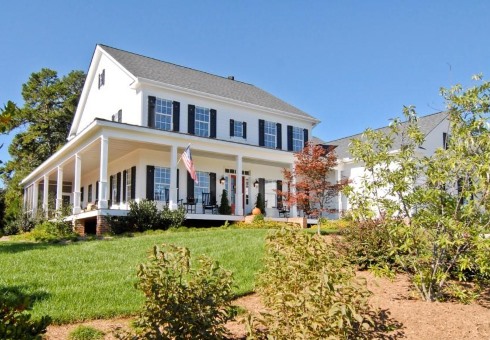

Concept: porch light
[[253, 179, 259, 188], [220, 176, 225, 185]]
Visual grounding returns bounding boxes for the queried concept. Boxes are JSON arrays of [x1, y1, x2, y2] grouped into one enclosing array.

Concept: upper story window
[[292, 127, 304, 151], [264, 121, 277, 148], [195, 106, 210, 137], [98, 69, 105, 89], [230, 119, 247, 139], [155, 98, 173, 131]]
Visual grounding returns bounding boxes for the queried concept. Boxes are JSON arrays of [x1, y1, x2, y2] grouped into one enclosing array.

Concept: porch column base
[[96, 215, 110, 235], [74, 219, 85, 236]]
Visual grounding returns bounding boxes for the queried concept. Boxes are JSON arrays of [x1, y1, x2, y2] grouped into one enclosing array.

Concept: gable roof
[[98, 45, 317, 121], [325, 111, 448, 159]]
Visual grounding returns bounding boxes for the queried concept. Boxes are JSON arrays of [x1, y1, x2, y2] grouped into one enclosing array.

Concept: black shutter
[[210, 109, 217, 138], [146, 166, 155, 200], [276, 123, 282, 149], [259, 178, 265, 202], [177, 169, 180, 201], [116, 172, 121, 203], [259, 119, 265, 146], [123, 170, 127, 203], [187, 172, 195, 199], [81, 186, 84, 204], [210, 173, 217, 204], [148, 96, 156, 128], [230, 119, 235, 137], [303, 128, 309, 147], [109, 175, 114, 202], [276, 180, 283, 207], [287, 125, 293, 151], [172, 101, 180, 132], [443, 132, 448, 149], [242, 121, 247, 139], [96, 181, 99, 200], [131, 166, 136, 200], [188, 105, 195, 134]]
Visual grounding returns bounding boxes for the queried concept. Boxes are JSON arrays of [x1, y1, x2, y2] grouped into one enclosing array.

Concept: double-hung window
[[125, 168, 132, 202], [195, 106, 210, 137], [234, 121, 243, 137], [154, 167, 170, 201], [264, 121, 276, 148], [292, 127, 304, 151], [155, 98, 172, 131], [194, 171, 210, 200]]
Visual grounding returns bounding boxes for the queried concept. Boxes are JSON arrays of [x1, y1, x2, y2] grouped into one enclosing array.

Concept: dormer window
[[98, 69, 105, 89]]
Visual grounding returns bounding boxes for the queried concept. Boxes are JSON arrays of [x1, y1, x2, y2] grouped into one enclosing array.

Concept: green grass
[[68, 325, 105, 340], [0, 228, 267, 324]]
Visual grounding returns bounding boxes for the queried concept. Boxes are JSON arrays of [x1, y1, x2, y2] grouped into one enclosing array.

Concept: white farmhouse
[[21, 45, 320, 234], [325, 111, 450, 218]]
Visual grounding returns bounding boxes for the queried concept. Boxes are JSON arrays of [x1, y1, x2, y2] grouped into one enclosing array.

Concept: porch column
[[337, 167, 342, 219], [236, 155, 243, 216], [56, 166, 63, 212], [43, 174, 49, 217], [32, 181, 39, 216], [73, 153, 82, 214], [98, 136, 109, 209], [290, 164, 298, 218], [169, 145, 178, 210]]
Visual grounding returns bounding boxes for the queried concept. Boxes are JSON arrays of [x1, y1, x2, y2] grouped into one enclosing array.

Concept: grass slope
[[0, 228, 267, 324]]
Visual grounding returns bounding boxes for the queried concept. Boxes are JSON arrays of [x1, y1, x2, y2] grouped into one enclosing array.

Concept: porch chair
[[183, 197, 198, 213], [277, 203, 290, 218], [202, 192, 218, 214]]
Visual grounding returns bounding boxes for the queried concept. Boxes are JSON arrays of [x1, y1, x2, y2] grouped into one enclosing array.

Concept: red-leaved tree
[[282, 142, 348, 231]]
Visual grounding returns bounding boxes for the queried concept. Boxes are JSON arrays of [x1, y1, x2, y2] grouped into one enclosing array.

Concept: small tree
[[255, 192, 266, 216], [218, 189, 232, 215], [347, 76, 490, 301], [283, 142, 348, 234]]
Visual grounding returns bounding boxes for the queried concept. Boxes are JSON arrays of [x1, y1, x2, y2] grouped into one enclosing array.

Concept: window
[[110, 176, 117, 202], [235, 121, 243, 137], [264, 121, 276, 148], [98, 69, 105, 89], [292, 126, 304, 151], [88, 184, 93, 203], [194, 171, 210, 200], [155, 98, 172, 130], [154, 167, 170, 201], [195, 106, 210, 137], [126, 168, 132, 202]]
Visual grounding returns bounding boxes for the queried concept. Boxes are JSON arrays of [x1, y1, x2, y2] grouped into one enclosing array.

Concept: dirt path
[[46, 272, 490, 339]]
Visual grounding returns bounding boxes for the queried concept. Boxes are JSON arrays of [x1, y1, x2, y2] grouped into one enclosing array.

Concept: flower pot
[[252, 207, 261, 215]]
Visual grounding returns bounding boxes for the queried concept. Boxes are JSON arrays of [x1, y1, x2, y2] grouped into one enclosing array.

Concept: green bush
[[0, 288, 51, 339], [254, 228, 373, 339], [336, 219, 396, 271], [125, 244, 236, 339], [26, 220, 78, 243], [255, 193, 266, 216], [68, 325, 104, 340], [127, 200, 161, 232], [218, 189, 232, 215], [160, 205, 186, 228]]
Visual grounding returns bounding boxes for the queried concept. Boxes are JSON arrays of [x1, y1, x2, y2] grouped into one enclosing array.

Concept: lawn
[[0, 228, 268, 324]]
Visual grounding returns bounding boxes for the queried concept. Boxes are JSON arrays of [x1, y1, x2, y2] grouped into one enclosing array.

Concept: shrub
[[127, 244, 236, 339], [26, 220, 78, 243], [126, 200, 161, 232], [255, 193, 266, 216], [0, 288, 51, 339], [218, 189, 232, 215], [68, 325, 104, 340], [336, 219, 396, 271], [160, 205, 186, 228], [254, 228, 373, 339]]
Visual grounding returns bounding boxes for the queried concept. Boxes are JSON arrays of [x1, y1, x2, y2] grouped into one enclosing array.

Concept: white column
[[56, 166, 63, 212], [290, 164, 298, 218], [98, 136, 109, 209], [32, 181, 39, 217], [236, 155, 243, 216], [169, 145, 178, 210], [337, 167, 342, 219], [43, 174, 49, 217], [73, 153, 82, 214]]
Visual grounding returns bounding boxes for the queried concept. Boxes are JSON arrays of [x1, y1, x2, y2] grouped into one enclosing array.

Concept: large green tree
[[0, 68, 85, 228], [346, 76, 490, 301]]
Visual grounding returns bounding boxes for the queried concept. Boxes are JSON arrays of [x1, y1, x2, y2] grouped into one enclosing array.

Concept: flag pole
[[176, 143, 191, 165]]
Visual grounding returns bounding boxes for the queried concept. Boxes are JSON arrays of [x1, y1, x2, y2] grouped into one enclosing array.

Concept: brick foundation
[[74, 219, 85, 236], [96, 215, 110, 235]]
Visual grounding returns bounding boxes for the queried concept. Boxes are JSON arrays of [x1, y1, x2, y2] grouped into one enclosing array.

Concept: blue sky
[[1, 1, 490, 172]]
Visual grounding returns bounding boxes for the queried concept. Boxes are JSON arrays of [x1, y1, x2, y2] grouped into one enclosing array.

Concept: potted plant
[[254, 192, 266, 216]]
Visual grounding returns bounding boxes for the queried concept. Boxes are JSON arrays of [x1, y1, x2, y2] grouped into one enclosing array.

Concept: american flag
[[182, 145, 198, 184]]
